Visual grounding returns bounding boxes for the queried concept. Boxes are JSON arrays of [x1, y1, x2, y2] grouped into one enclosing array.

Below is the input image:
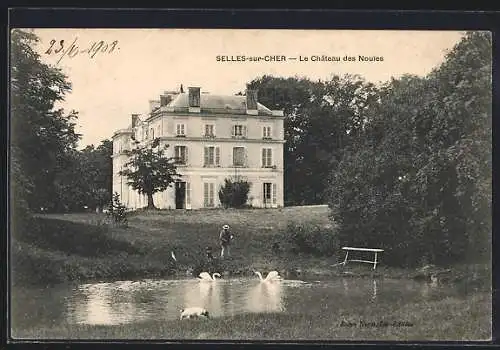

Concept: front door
[[175, 181, 186, 209]]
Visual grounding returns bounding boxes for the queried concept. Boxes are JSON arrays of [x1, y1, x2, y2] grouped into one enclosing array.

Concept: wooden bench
[[341, 247, 384, 270]]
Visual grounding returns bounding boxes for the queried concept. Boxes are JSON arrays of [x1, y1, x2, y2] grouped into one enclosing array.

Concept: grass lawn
[[12, 205, 491, 285], [13, 205, 339, 284]]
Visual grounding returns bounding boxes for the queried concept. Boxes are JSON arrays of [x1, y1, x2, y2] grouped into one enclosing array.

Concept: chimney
[[246, 89, 258, 115], [188, 86, 201, 112], [131, 114, 139, 128], [160, 94, 173, 106]]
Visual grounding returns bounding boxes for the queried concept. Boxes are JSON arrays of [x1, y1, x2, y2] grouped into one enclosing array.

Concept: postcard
[[9, 27, 492, 341]]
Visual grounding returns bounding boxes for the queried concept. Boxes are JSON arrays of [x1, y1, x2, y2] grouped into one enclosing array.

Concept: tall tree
[[10, 29, 81, 213], [329, 32, 491, 266], [247, 74, 379, 205], [119, 139, 181, 209], [77, 139, 113, 211]]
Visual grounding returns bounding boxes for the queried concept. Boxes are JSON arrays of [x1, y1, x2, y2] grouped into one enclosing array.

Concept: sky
[[30, 29, 465, 148]]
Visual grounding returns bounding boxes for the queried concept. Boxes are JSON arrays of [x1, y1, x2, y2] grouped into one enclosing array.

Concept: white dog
[[179, 307, 210, 320]]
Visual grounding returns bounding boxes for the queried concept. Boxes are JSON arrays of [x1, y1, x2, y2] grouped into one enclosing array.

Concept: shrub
[[283, 222, 338, 257], [107, 192, 129, 227], [218, 178, 251, 208]]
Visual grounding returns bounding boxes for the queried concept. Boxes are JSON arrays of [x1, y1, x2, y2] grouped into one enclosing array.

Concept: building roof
[[166, 92, 274, 115]]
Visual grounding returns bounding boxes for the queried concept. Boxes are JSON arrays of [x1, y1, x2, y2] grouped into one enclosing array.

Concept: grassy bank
[[13, 291, 491, 341], [11, 205, 490, 286], [12, 206, 331, 285]]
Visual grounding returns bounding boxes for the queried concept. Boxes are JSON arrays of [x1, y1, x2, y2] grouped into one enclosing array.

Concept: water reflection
[[13, 276, 477, 329], [71, 281, 155, 325], [245, 281, 284, 313], [184, 281, 223, 315]]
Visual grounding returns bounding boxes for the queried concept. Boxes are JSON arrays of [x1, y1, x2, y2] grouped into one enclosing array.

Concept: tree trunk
[[147, 192, 156, 209]]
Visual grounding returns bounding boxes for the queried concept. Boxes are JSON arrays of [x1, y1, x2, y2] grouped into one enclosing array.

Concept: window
[[203, 182, 215, 207], [204, 146, 220, 167], [232, 124, 247, 138], [150, 128, 154, 140], [263, 183, 272, 205], [262, 148, 273, 167], [263, 126, 272, 139], [174, 146, 188, 165], [176, 123, 186, 137], [204, 124, 215, 137], [233, 147, 246, 167]]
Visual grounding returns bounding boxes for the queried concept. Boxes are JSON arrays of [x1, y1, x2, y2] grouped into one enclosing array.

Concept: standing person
[[219, 224, 234, 259]]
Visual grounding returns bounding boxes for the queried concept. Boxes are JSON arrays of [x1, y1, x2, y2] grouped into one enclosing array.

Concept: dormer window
[[176, 123, 186, 137]]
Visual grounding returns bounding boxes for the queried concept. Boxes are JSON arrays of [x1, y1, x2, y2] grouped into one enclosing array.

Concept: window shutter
[[243, 125, 248, 137], [215, 147, 220, 166], [204, 183, 208, 207], [260, 183, 266, 206], [272, 183, 277, 204], [232, 147, 236, 166], [204, 147, 209, 166], [261, 149, 265, 167], [269, 149, 273, 166], [186, 182, 191, 206], [210, 183, 215, 206], [185, 147, 189, 164], [231, 125, 235, 137]]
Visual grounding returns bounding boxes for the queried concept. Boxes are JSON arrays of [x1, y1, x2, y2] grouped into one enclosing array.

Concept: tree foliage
[[119, 139, 181, 209], [78, 140, 113, 212], [218, 177, 252, 208], [328, 31, 492, 267], [10, 29, 81, 214], [247, 74, 379, 205]]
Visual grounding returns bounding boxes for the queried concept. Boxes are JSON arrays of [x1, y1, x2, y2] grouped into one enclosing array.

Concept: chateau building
[[112, 86, 285, 209]]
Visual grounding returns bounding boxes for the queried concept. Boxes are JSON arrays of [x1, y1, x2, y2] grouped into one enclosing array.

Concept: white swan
[[255, 270, 282, 282], [198, 272, 221, 281]]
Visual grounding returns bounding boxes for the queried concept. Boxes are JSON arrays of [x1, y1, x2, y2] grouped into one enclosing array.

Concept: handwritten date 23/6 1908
[[45, 37, 119, 64]]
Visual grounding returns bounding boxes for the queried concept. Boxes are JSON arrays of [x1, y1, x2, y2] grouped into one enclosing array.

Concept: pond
[[10, 275, 491, 340]]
